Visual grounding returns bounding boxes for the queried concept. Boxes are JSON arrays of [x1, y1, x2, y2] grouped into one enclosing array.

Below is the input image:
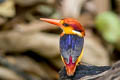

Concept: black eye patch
[[63, 23, 69, 27]]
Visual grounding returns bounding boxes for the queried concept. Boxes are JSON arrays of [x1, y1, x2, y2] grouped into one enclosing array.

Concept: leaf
[[95, 12, 120, 43]]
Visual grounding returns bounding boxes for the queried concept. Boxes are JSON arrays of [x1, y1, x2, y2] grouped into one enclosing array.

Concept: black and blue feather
[[60, 34, 84, 64]]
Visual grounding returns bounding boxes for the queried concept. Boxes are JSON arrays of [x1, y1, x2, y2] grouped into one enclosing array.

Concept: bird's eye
[[63, 23, 69, 27]]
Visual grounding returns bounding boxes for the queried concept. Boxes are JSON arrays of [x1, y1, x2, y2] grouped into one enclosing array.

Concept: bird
[[40, 18, 85, 76]]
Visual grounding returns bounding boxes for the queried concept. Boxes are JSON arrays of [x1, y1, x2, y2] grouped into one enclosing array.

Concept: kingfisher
[[40, 18, 85, 76]]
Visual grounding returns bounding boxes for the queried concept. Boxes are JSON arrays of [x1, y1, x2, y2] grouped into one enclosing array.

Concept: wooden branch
[[59, 62, 110, 80], [6, 56, 59, 80], [59, 61, 120, 80], [0, 67, 24, 80], [0, 56, 35, 80], [0, 31, 59, 58]]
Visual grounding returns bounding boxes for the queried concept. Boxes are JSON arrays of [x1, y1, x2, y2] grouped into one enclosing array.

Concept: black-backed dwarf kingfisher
[[40, 18, 85, 76]]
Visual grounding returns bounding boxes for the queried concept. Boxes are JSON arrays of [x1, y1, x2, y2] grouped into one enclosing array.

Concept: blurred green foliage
[[95, 12, 120, 43]]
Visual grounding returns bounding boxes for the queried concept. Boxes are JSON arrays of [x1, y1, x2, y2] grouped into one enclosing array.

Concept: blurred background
[[0, 0, 120, 80]]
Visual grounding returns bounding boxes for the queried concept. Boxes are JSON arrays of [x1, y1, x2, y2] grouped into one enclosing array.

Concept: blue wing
[[60, 34, 84, 64]]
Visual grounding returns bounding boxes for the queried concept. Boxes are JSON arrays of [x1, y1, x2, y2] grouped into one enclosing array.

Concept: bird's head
[[40, 18, 85, 37]]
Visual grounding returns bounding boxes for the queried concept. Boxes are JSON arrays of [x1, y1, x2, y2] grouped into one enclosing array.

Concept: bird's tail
[[65, 62, 76, 76]]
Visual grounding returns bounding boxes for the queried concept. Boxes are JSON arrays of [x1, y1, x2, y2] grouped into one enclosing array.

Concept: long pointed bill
[[40, 18, 62, 27]]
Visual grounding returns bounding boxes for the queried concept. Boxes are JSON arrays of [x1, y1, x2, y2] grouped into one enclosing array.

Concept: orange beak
[[40, 18, 63, 27]]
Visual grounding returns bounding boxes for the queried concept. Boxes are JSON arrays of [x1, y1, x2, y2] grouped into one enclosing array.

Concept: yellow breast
[[63, 27, 74, 34]]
